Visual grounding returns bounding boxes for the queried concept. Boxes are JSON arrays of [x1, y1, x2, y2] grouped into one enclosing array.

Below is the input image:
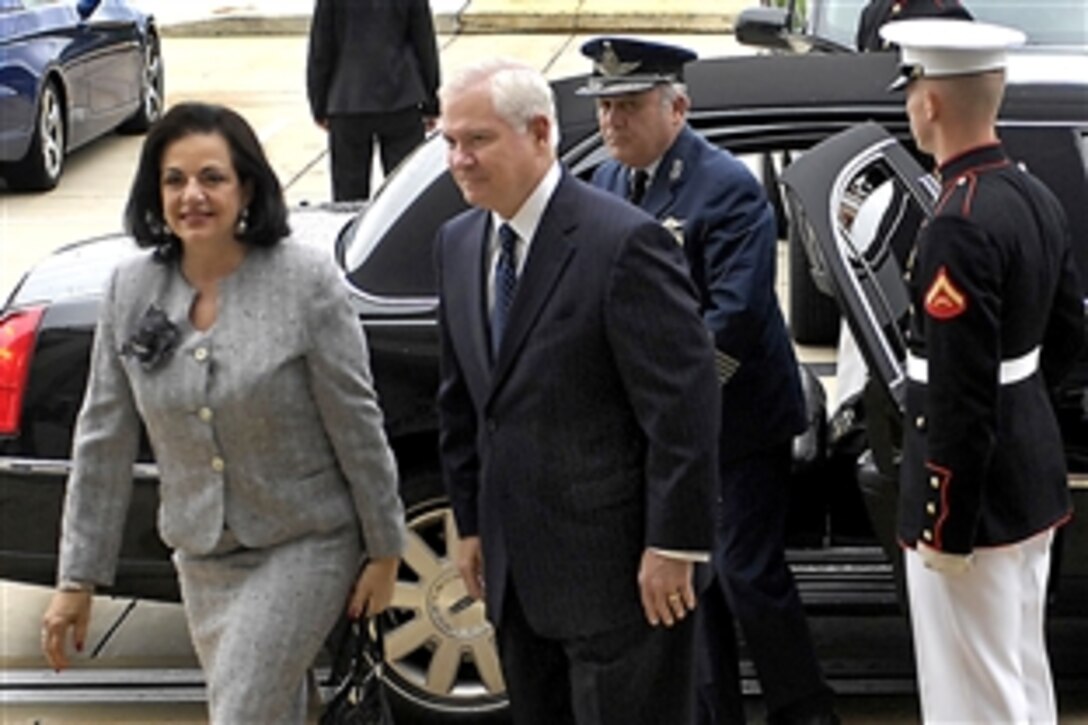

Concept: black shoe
[[766, 693, 840, 725], [767, 711, 840, 725]]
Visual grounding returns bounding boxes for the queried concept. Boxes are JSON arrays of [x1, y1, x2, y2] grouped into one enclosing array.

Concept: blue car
[[0, 0, 162, 191]]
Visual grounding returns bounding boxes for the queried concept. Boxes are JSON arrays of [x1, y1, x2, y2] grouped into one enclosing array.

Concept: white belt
[[906, 346, 1040, 385]]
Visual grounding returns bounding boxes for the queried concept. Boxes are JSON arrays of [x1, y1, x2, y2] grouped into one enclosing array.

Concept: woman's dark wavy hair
[[123, 102, 290, 260]]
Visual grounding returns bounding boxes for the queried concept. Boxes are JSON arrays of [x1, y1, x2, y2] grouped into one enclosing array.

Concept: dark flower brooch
[[121, 304, 180, 371]]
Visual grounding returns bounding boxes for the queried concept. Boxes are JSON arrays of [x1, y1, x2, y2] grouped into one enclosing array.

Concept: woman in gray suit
[[40, 102, 406, 724]]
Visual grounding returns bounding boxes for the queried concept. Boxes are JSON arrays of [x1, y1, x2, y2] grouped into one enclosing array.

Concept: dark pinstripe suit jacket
[[436, 171, 720, 638]]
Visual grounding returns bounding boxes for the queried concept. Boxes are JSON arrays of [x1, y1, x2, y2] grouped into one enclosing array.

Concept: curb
[[159, 10, 742, 38], [161, 16, 311, 37], [456, 11, 739, 34]]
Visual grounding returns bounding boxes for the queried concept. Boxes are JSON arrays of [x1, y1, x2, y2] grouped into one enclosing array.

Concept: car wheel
[[788, 225, 840, 345], [120, 33, 164, 134], [7, 79, 65, 191], [379, 476, 508, 722]]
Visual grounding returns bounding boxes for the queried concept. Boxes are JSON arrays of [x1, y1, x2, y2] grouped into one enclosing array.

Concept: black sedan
[[1, 46, 1086, 721], [742, 0, 1087, 53], [737, 0, 1088, 344], [0, 0, 163, 191]]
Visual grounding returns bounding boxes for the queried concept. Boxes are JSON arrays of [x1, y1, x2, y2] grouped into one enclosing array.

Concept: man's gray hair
[[440, 58, 559, 148], [660, 82, 690, 110]]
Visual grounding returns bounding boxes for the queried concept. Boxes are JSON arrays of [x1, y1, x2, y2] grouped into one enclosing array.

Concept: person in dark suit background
[[435, 57, 720, 724], [856, 0, 972, 51], [307, 0, 440, 201], [882, 18, 1084, 722], [580, 38, 837, 725]]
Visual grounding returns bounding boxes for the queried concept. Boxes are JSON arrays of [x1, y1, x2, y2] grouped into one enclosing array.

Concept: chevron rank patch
[[715, 349, 740, 384], [924, 266, 967, 320]]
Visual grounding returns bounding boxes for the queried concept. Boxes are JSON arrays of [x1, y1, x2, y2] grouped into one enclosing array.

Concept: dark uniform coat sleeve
[[899, 143, 1084, 555], [591, 126, 805, 461]]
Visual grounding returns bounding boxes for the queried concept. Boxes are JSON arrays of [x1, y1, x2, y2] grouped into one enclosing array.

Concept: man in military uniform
[[883, 18, 1085, 722], [578, 38, 837, 725], [855, 0, 972, 51]]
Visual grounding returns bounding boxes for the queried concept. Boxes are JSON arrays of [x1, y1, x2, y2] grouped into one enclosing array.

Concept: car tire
[[377, 470, 509, 723], [7, 78, 65, 191], [788, 225, 840, 345], [119, 32, 164, 134]]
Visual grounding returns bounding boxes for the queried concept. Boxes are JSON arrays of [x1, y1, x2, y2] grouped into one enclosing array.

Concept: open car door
[[780, 122, 936, 418], [780, 123, 937, 569]]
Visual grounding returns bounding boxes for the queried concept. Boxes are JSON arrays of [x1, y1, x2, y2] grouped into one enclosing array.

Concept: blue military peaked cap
[[576, 37, 698, 97]]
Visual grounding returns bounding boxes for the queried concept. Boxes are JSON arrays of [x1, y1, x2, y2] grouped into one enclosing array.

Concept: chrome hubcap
[[143, 45, 162, 121], [40, 87, 63, 179], [384, 505, 506, 707]]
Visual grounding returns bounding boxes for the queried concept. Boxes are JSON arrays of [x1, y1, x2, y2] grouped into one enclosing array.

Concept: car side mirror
[[735, 7, 792, 51], [76, 0, 101, 21]]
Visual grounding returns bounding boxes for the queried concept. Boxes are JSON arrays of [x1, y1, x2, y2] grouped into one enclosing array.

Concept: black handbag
[[320, 617, 394, 725]]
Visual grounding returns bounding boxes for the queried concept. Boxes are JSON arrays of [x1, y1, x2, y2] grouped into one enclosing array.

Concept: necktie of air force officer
[[491, 223, 519, 358], [629, 169, 649, 206]]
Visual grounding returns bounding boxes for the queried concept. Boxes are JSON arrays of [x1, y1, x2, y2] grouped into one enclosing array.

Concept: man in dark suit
[[579, 38, 836, 725], [307, 0, 440, 201], [435, 57, 720, 725], [883, 19, 1084, 722]]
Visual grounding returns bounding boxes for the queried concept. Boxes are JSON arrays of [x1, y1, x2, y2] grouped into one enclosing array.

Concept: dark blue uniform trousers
[[695, 442, 831, 724]]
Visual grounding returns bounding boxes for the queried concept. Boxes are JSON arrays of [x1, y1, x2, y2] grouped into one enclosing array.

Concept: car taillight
[[0, 306, 45, 435]]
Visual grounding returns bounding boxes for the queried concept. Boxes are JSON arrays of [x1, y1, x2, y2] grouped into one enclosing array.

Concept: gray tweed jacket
[[58, 239, 405, 586]]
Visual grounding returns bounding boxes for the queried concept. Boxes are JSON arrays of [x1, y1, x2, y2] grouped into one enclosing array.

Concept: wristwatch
[[57, 579, 96, 593]]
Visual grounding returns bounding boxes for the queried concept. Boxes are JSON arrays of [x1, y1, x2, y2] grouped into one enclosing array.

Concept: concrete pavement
[[132, 0, 751, 36]]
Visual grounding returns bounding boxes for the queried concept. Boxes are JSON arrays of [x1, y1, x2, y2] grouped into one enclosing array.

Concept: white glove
[[918, 542, 972, 575]]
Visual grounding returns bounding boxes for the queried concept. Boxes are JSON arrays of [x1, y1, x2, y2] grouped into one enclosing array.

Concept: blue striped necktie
[[491, 223, 519, 357]]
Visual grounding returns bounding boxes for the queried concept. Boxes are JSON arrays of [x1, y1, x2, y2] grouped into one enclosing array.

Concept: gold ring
[[667, 593, 682, 602]]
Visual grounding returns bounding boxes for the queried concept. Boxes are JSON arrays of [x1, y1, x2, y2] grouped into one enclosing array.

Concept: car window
[[806, 0, 1088, 49], [791, 167, 919, 412], [345, 113, 893, 303], [780, 123, 938, 411], [0, 0, 24, 12], [833, 160, 920, 354], [808, 0, 866, 48], [968, 1, 1088, 47], [346, 130, 792, 301], [345, 135, 465, 299]]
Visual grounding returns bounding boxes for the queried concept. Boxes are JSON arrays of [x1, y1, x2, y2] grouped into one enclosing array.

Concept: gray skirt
[[173, 526, 361, 724]]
